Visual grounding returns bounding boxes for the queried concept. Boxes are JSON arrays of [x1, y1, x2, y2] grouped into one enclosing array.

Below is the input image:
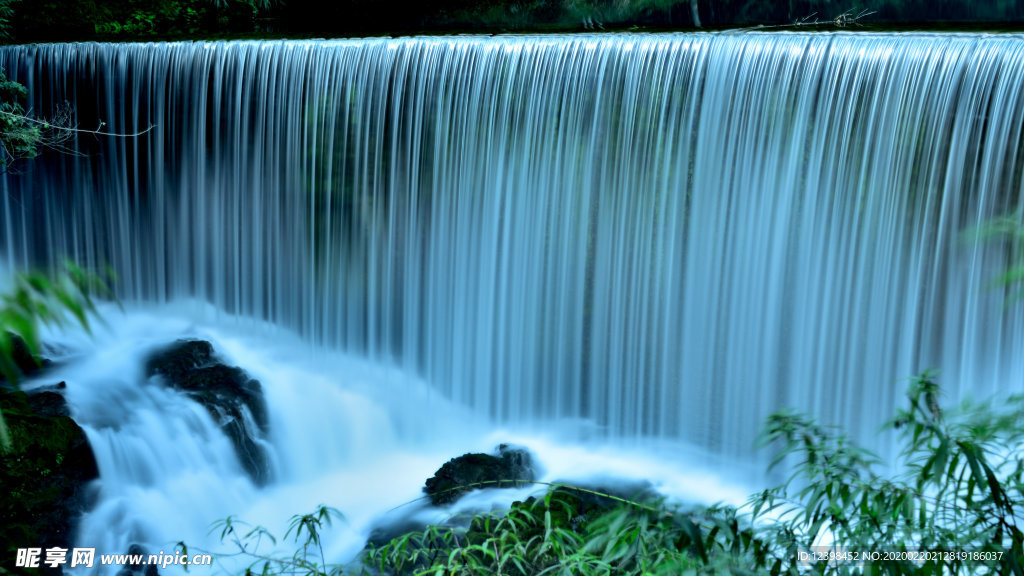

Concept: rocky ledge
[[1, 383, 99, 574]]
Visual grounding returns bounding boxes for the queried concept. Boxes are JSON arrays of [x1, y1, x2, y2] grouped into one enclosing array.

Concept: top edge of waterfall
[[5, 29, 1024, 49]]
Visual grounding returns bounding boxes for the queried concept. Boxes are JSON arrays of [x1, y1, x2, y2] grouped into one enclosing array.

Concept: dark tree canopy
[[4, 0, 1024, 42]]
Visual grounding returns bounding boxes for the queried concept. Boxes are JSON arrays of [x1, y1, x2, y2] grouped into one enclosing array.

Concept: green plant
[[0, 0, 18, 40], [0, 67, 41, 171], [964, 213, 1024, 305], [0, 261, 113, 452], [750, 372, 1024, 575], [206, 504, 346, 575], [199, 377, 1023, 575]]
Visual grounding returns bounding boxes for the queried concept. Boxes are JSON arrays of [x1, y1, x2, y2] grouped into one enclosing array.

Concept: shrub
[[199, 374, 1024, 575], [0, 262, 112, 452]]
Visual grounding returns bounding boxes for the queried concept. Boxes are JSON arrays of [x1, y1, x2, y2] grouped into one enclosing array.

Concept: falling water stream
[[3, 32, 1024, 572]]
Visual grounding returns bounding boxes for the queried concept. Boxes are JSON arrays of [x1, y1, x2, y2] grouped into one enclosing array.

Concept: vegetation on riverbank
[[4, 0, 1023, 43], [0, 387, 99, 564], [0, 266, 110, 573], [205, 374, 1023, 575], [3, 3, 1023, 574], [0, 264, 111, 449]]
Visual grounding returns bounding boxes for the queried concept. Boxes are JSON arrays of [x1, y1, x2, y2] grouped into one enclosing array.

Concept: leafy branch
[[192, 375, 1023, 575], [0, 261, 114, 452]]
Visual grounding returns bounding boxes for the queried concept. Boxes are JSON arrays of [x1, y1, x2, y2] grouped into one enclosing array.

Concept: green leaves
[[202, 505, 348, 576], [738, 371, 1024, 575], [0, 66, 41, 170], [198, 375, 1023, 576], [286, 505, 344, 549], [965, 213, 1024, 307], [0, 261, 113, 453]]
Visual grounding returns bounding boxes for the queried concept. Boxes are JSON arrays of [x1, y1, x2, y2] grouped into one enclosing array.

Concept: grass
[[200, 373, 1024, 576]]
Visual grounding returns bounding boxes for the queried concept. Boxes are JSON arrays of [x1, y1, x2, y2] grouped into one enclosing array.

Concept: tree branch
[[0, 110, 156, 138]]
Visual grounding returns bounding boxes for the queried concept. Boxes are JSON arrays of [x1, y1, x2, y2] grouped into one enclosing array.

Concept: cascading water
[[3, 32, 1024, 571]]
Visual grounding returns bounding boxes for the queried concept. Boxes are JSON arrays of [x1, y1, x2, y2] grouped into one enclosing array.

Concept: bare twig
[[832, 8, 877, 27], [0, 110, 156, 138], [727, 7, 876, 32]]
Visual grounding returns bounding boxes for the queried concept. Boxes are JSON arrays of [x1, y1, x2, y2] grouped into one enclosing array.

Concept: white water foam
[[30, 302, 751, 574]]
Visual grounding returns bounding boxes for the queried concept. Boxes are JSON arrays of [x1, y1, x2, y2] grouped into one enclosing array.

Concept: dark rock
[[144, 340, 213, 383], [124, 543, 147, 567], [175, 365, 268, 430], [27, 386, 71, 418], [1, 332, 54, 384], [423, 444, 536, 506], [10, 332, 39, 374], [0, 389, 99, 572], [144, 340, 271, 485], [118, 544, 160, 574]]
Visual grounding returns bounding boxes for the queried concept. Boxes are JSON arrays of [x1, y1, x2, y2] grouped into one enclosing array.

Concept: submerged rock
[[423, 444, 537, 506], [364, 508, 435, 549], [144, 339, 271, 485], [0, 388, 99, 573], [115, 543, 159, 576]]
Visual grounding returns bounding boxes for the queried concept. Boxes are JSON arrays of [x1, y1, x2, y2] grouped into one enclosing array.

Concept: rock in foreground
[[424, 444, 536, 506], [144, 339, 271, 485], [0, 387, 99, 572]]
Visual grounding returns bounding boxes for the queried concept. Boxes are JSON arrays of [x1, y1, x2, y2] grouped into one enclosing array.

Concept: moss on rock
[[0, 388, 98, 574]]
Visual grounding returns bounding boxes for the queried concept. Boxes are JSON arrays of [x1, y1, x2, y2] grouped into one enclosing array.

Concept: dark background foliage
[[4, 0, 1024, 43]]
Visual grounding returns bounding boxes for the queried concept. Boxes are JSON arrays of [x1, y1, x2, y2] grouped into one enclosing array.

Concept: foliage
[[200, 375, 1023, 575], [0, 0, 17, 41], [208, 504, 346, 575], [0, 67, 39, 171], [3, 0, 1023, 41], [0, 67, 85, 174], [0, 388, 98, 562], [964, 213, 1024, 305], [363, 488, 755, 576], [0, 262, 113, 452], [9, 0, 281, 41], [751, 371, 1024, 575]]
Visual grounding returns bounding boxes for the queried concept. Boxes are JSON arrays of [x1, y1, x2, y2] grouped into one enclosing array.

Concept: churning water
[[3, 31, 1024, 571]]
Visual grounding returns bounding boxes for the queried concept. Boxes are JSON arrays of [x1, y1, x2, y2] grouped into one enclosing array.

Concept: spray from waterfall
[[2, 31, 1024, 508]]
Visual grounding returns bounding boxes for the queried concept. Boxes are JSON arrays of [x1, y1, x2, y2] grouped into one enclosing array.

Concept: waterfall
[[3, 32, 1024, 470]]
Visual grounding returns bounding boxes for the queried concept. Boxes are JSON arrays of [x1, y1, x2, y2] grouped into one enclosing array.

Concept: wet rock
[[121, 543, 147, 570], [114, 543, 159, 575], [0, 388, 99, 572], [26, 384, 71, 418], [144, 339, 271, 485], [424, 444, 536, 506], [10, 332, 39, 374], [1, 332, 54, 384], [143, 340, 213, 383]]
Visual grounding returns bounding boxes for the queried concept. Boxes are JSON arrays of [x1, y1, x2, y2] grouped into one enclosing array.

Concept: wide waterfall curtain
[[2, 33, 1023, 463]]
